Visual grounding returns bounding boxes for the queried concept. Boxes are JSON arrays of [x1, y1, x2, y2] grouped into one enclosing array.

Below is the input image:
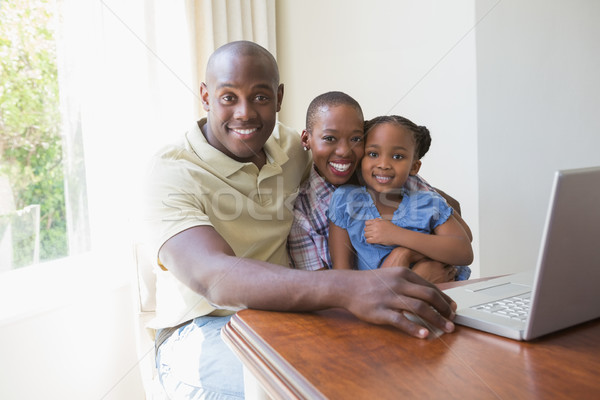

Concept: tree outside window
[[1, 0, 68, 269]]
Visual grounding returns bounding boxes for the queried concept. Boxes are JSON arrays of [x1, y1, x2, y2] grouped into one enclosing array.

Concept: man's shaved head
[[199, 40, 284, 166], [205, 41, 279, 87]]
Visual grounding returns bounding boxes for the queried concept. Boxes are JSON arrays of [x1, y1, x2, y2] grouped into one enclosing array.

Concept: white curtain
[[54, 0, 277, 258], [186, 0, 277, 116]]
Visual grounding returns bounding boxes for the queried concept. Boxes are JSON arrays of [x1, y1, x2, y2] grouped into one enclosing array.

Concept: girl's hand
[[364, 218, 399, 245]]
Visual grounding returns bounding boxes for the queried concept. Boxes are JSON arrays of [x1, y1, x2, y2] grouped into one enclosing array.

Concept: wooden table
[[222, 279, 600, 399]]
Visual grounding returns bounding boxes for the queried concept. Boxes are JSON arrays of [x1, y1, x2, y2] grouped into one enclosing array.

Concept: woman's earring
[[303, 146, 308, 151]]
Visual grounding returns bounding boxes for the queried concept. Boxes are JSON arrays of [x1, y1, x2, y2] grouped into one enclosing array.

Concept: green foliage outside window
[[0, 0, 67, 267]]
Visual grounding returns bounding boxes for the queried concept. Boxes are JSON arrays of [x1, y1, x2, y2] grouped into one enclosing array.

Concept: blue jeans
[[156, 315, 244, 399]]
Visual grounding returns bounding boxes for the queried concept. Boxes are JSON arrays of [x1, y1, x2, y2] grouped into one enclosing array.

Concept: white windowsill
[[0, 251, 132, 327]]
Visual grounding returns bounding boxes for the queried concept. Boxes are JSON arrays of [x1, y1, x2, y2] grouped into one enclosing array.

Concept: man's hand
[[341, 267, 457, 339]]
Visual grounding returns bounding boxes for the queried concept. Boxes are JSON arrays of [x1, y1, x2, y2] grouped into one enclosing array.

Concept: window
[[1, 0, 200, 275], [0, 0, 88, 272]]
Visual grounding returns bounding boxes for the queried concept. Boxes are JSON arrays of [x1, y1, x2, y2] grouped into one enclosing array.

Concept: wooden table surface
[[222, 280, 600, 400]]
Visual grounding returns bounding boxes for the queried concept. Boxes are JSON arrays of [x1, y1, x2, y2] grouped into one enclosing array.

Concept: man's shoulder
[[152, 140, 187, 161], [145, 125, 207, 189], [269, 122, 311, 176], [150, 120, 215, 169], [274, 120, 300, 137], [151, 123, 198, 161], [271, 121, 302, 149]]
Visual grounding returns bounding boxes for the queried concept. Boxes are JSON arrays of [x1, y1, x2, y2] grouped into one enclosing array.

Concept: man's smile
[[230, 127, 258, 136]]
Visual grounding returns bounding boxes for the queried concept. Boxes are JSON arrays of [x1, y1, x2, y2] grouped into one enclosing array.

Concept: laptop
[[444, 166, 600, 341]]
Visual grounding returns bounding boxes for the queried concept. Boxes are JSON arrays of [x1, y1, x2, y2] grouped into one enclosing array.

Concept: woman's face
[[302, 104, 364, 186]]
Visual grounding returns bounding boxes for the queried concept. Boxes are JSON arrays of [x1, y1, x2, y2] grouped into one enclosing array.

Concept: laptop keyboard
[[471, 292, 532, 322]]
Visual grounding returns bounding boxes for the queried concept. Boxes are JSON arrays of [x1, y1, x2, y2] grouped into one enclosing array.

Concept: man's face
[[201, 53, 283, 165]]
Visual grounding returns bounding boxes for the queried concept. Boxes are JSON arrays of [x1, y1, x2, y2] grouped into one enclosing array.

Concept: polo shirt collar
[[187, 119, 289, 177], [264, 124, 289, 167]]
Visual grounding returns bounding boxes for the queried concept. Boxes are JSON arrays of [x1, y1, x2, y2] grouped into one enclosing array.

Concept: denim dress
[[328, 185, 470, 280]]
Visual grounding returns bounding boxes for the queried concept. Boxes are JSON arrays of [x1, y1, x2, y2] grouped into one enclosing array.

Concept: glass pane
[[0, 0, 89, 271], [0, 204, 40, 271]]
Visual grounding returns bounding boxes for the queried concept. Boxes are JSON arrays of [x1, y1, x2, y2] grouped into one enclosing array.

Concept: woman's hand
[[380, 247, 426, 268], [412, 260, 457, 283]]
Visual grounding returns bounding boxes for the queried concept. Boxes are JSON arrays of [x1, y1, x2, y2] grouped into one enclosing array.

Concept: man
[[144, 40, 457, 399]]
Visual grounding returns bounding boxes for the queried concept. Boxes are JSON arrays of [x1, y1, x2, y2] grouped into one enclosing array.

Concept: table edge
[[222, 312, 326, 400]]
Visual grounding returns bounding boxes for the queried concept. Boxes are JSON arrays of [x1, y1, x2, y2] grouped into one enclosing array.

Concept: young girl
[[288, 93, 469, 281], [328, 115, 473, 278]]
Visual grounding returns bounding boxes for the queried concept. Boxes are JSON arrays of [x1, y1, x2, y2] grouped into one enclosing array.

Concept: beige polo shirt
[[143, 118, 311, 329]]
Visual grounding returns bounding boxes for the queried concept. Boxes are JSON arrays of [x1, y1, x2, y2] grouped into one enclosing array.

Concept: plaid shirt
[[287, 166, 434, 270]]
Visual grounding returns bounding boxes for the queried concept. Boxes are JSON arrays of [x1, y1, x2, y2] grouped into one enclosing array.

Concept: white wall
[[3, 3, 598, 398], [0, 255, 145, 399], [277, 0, 600, 278], [476, 0, 600, 275], [276, 0, 481, 275]]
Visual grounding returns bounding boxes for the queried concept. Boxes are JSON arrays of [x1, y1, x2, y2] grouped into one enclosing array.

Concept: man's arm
[[160, 225, 457, 338]]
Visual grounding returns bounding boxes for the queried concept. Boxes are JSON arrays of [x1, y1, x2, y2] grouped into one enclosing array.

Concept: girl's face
[[361, 122, 421, 195], [302, 104, 364, 186]]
